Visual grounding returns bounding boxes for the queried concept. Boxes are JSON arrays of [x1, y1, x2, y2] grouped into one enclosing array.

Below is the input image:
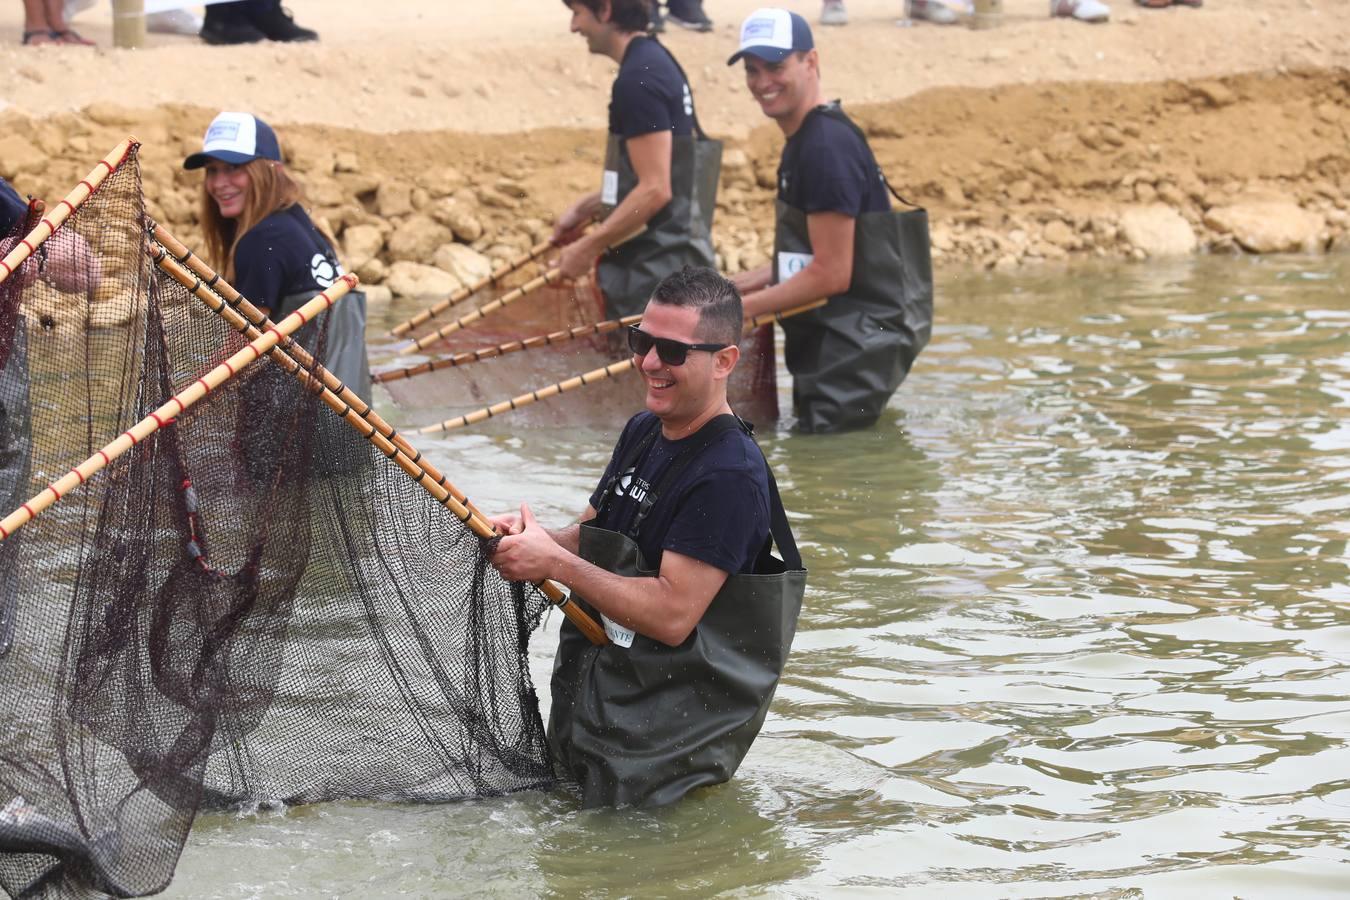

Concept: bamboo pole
[[387, 237, 554, 338], [149, 233, 607, 646], [0, 139, 136, 288], [403, 225, 645, 353], [151, 222, 484, 521], [0, 276, 357, 541], [417, 300, 829, 435], [374, 314, 643, 384], [404, 267, 563, 352]]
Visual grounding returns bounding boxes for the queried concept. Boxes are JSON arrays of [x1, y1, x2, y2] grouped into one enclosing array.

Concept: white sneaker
[[1051, 0, 1110, 22], [911, 0, 966, 25], [821, 0, 849, 25], [147, 8, 204, 35]]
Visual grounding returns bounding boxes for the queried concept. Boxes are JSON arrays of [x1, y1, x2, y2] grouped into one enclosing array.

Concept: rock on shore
[[1, 70, 1346, 299]]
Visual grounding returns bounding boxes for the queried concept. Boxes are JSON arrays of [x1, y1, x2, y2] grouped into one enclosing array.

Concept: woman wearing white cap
[[185, 111, 370, 403]]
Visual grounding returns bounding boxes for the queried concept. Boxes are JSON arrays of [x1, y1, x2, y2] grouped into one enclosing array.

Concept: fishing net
[[0, 147, 554, 899]]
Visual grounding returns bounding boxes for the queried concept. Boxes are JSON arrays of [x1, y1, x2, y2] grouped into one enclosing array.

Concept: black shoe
[[251, 3, 318, 42], [200, 17, 266, 45], [667, 0, 713, 31]]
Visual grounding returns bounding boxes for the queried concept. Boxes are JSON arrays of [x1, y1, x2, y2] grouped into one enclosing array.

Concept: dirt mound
[[2, 69, 1347, 294]]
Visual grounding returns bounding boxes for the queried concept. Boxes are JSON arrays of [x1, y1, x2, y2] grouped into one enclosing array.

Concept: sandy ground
[[1, 0, 1348, 136], [1, 1, 1349, 275]]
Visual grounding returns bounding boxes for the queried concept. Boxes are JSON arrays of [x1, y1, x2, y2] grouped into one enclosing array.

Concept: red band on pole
[[171, 396, 186, 415], [21, 503, 35, 520], [122, 430, 139, 447], [45, 484, 62, 502], [196, 376, 212, 395], [72, 468, 86, 485]]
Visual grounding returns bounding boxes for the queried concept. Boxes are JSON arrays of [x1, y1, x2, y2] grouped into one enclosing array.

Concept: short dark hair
[[562, 0, 652, 33], [649, 267, 743, 346]]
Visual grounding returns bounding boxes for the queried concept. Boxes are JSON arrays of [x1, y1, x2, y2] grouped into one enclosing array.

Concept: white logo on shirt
[[613, 467, 650, 504], [310, 253, 340, 288], [682, 83, 693, 118]]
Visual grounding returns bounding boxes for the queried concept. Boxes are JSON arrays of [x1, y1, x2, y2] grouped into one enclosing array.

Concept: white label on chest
[[601, 613, 636, 648], [777, 251, 813, 283], [601, 170, 620, 206]]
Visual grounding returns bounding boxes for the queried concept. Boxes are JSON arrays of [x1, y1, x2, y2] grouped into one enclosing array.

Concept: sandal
[[1134, 0, 1172, 6], [21, 29, 56, 45], [52, 29, 96, 46], [1173, 0, 1202, 6]]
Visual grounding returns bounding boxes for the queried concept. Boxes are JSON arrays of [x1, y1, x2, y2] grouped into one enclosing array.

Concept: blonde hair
[[199, 157, 305, 282]]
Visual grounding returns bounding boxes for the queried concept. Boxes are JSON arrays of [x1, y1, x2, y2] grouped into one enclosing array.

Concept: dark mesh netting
[[0, 149, 553, 899]]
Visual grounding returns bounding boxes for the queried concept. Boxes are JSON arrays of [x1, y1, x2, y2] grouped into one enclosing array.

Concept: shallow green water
[[166, 254, 1350, 898]]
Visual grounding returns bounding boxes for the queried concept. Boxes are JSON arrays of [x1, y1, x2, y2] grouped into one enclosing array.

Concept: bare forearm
[[582, 180, 667, 257], [549, 522, 581, 556], [743, 260, 847, 319], [550, 552, 693, 647]]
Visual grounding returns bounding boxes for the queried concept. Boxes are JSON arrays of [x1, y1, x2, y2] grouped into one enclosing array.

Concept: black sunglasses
[[626, 326, 728, 367]]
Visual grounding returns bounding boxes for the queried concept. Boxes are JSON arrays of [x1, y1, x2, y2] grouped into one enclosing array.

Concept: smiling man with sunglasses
[[490, 267, 805, 808]]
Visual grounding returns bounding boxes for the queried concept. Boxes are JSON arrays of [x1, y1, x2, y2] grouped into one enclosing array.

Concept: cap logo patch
[[742, 18, 776, 39], [205, 121, 241, 143]]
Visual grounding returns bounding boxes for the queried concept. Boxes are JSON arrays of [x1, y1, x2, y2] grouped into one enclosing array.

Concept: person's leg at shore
[[1052, 0, 1110, 21], [249, 0, 318, 42], [910, 0, 967, 24], [820, 0, 848, 26], [667, 0, 713, 31], [201, 0, 266, 44], [203, 0, 316, 45], [25, 0, 95, 44], [22, 0, 57, 44]]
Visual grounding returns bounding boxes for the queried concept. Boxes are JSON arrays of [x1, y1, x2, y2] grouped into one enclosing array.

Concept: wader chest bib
[[548, 415, 805, 808], [275, 288, 372, 405], [774, 105, 934, 433], [597, 40, 721, 320]]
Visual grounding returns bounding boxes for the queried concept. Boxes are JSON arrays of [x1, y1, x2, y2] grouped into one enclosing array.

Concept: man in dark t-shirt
[[553, 0, 714, 318], [490, 267, 797, 807], [727, 8, 888, 320], [490, 267, 768, 645], [727, 8, 930, 433]]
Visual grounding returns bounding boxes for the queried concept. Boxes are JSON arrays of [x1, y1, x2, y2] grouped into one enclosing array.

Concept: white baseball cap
[[183, 111, 283, 170], [727, 8, 814, 66]]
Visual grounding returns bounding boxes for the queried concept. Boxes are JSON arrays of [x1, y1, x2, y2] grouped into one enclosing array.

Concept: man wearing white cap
[[729, 8, 933, 433]]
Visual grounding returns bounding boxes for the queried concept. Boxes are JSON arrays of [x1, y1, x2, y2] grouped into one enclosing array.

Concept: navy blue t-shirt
[[778, 104, 890, 217], [233, 204, 344, 312], [0, 179, 28, 236], [588, 412, 770, 575], [608, 36, 694, 140]]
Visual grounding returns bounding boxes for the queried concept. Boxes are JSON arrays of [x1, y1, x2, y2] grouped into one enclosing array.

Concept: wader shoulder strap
[[633, 415, 802, 571], [816, 102, 922, 211], [760, 462, 802, 571]]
